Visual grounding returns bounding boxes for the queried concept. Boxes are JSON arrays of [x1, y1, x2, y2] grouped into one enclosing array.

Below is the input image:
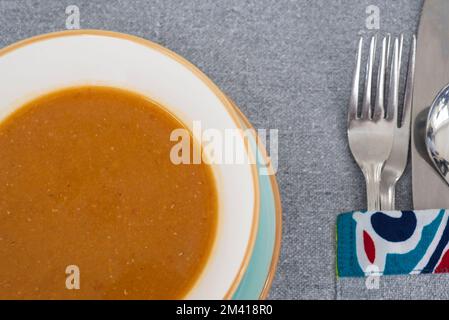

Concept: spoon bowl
[[426, 84, 449, 183]]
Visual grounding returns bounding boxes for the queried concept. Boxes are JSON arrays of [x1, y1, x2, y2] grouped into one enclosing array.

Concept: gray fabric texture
[[2, 0, 445, 300]]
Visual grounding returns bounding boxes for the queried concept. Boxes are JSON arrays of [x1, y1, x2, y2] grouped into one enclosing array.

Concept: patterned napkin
[[337, 209, 449, 277]]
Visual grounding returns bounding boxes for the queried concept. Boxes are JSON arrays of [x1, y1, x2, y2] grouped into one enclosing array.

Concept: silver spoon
[[426, 84, 449, 183]]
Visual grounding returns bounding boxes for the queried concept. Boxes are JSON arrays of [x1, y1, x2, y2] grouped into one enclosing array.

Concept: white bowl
[[0, 30, 260, 299]]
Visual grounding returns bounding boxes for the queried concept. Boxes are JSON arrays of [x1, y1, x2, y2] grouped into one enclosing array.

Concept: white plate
[[0, 30, 260, 299]]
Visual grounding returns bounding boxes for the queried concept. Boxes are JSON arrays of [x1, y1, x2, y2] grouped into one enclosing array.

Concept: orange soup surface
[[0, 86, 217, 299]]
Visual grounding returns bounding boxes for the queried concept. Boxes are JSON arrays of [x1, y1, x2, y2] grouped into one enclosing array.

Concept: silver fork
[[380, 35, 416, 210], [347, 35, 400, 210]]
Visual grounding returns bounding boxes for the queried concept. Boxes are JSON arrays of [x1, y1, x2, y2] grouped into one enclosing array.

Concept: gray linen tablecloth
[[3, 0, 446, 299]]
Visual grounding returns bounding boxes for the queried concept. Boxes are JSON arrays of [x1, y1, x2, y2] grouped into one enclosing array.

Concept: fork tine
[[385, 34, 391, 72], [361, 36, 377, 119], [393, 34, 404, 125], [348, 37, 363, 123], [374, 37, 388, 120], [398, 34, 404, 72], [387, 37, 400, 121], [401, 34, 416, 127]]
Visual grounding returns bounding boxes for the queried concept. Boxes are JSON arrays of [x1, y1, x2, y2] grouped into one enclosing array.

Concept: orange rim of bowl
[[226, 97, 282, 300], [0, 29, 261, 300]]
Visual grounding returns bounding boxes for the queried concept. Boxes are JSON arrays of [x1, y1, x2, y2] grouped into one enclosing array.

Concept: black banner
[[0, 299, 443, 318]]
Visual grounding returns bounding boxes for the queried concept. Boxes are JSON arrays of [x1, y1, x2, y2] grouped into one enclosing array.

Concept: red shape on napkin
[[363, 230, 376, 264], [435, 250, 449, 273]]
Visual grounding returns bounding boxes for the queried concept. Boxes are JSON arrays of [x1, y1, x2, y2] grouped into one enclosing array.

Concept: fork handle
[[363, 164, 383, 210]]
